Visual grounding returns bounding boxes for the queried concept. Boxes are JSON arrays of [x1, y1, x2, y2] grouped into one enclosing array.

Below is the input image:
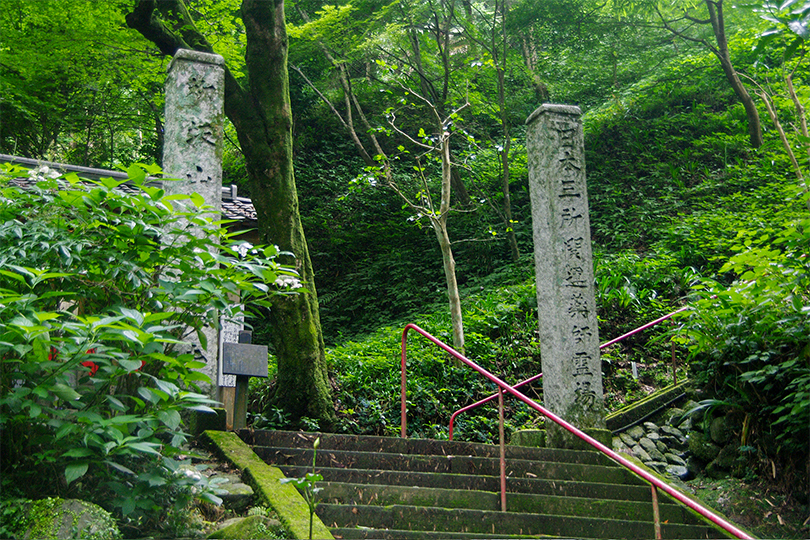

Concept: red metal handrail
[[447, 305, 690, 441], [448, 372, 543, 441], [400, 323, 752, 540]]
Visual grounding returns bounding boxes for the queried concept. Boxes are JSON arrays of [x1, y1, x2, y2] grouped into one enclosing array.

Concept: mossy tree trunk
[[126, 0, 335, 428]]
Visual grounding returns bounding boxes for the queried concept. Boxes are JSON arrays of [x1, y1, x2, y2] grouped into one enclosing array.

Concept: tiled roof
[[1, 154, 257, 224]]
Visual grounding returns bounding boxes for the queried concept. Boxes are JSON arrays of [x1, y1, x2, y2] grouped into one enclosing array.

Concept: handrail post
[[401, 326, 409, 438], [651, 485, 662, 539], [498, 386, 507, 512], [671, 320, 677, 386]]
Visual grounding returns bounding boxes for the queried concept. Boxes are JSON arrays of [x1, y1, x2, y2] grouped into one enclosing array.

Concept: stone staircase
[[239, 429, 734, 539]]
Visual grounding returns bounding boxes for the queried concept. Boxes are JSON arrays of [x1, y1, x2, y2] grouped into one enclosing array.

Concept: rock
[[659, 434, 687, 452], [619, 432, 636, 447], [207, 515, 284, 539], [664, 408, 685, 426], [612, 436, 628, 452], [666, 464, 691, 481], [647, 446, 667, 463], [626, 426, 646, 441], [639, 437, 658, 455], [686, 456, 703, 475], [632, 444, 652, 462], [655, 440, 669, 454], [646, 461, 668, 474], [21, 498, 120, 540], [643, 422, 660, 433], [665, 453, 687, 467], [713, 442, 740, 471], [646, 431, 660, 441], [219, 481, 255, 513], [705, 459, 729, 479], [511, 429, 546, 448], [659, 425, 684, 439], [687, 432, 721, 462], [709, 416, 733, 445]]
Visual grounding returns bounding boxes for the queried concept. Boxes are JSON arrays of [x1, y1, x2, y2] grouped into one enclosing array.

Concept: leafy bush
[[0, 164, 296, 534], [682, 184, 810, 475]]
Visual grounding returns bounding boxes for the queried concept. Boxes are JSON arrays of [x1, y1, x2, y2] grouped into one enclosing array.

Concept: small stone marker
[[223, 332, 268, 430], [526, 104, 607, 448]]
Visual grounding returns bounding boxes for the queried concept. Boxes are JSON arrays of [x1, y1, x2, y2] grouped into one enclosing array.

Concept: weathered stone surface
[[648, 447, 667, 463], [688, 432, 721, 463], [665, 453, 687, 467], [709, 416, 734, 445], [645, 431, 660, 441], [655, 440, 669, 454], [705, 460, 729, 479], [22, 498, 120, 540], [220, 481, 255, 513], [632, 444, 651, 462], [207, 515, 284, 539], [666, 464, 691, 481], [511, 429, 546, 448], [643, 422, 660, 433], [619, 432, 636, 447], [646, 461, 668, 474], [659, 425, 684, 439], [638, 437, 657, 455], [612, 436, 628, 452], [714, 442, 740, 470], [163, 49, 226, 396], [659, 434, 685, 449], [626, 425, 646, 441], [527, 104, 604, 448]]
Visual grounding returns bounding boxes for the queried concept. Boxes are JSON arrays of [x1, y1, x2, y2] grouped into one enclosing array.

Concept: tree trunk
[[126, 0, 335, 429], [436, 133, 464, 354], [432, 215, 464, 355], [705, 0, 763, 148]]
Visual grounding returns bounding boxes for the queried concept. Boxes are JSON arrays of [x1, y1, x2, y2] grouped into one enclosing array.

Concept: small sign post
[[222, 331, 268, 430]]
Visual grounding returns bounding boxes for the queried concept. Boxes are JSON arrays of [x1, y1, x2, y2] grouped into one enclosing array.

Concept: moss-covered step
[[274, 465, 655, 501], [316, 503, 726, 539], [253, 445, 640, 484], [606, 381, 690, 433], [317, 481, 703, 523], [200, 430, 334, 540], [240, 429, 615, 466]]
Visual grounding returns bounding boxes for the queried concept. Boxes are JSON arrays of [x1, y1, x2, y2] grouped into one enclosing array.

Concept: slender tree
[[126, 0, 335, 428]]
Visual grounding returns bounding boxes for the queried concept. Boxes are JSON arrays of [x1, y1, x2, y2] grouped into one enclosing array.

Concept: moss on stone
[[201, 430, 334, 540], [207, 515, 284, 539], [509, 429, 546, 447], [21, 498, 121, 540]]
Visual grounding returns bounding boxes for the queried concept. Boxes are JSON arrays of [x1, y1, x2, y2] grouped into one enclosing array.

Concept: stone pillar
[[526, 104, 607, 448], [163, 49, 225, 397]]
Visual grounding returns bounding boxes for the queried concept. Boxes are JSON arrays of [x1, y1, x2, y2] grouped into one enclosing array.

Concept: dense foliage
[[2, 0, 809, 527], [0, 163, 296, 535]]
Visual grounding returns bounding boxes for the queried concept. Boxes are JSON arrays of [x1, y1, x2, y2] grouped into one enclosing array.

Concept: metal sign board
[[222, 342, 268, 377]]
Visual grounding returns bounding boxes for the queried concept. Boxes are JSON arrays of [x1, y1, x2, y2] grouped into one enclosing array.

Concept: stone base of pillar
[[546, 425, 612, 451]]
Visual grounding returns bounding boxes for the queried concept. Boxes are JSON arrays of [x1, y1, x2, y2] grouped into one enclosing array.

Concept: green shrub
[[0, 163, 296, 534], [682, 185, 810, 472]]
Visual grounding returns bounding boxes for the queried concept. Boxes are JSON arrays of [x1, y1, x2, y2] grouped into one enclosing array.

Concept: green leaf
[[65, 461, 89, 485], [52, 383, 81, 402], [62, 448, 94, 458]]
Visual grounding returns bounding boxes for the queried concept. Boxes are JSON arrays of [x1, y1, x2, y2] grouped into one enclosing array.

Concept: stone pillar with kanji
[[163, 49, 225, 398], [526, 104, 609, 449]]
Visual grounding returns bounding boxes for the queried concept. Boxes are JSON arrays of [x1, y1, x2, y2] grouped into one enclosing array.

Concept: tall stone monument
[[526, 104, 608, 448], [163, 49, 226, 398]]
